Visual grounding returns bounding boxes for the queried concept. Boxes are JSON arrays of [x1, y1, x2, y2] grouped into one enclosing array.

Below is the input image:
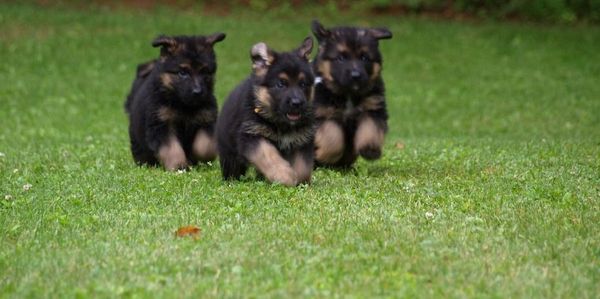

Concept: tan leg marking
[[158, 135, 187, 171], [247, 139, 297, 186], [292, 152, 313, 184], [192, 130, 217, 162], [354, 116, 385, 158], [314, 120, 345, 164]]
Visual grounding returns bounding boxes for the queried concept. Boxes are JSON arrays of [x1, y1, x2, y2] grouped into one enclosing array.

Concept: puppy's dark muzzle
[[192, 77, 204, 95], [290, 97, 303, 109], [192, 83, 203, 95], [286, 97, 306, 121], [349, 68, 367, 82]]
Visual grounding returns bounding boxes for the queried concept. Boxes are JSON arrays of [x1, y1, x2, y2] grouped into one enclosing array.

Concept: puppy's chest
[[315, 94, 385, 123], [157, 106, 217, 127], [242, 121, 314, 152]]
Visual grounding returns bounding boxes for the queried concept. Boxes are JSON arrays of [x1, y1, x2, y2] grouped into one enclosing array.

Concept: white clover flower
[[0, 152, 5, 157], [4, 194, 12, 200], [425, 211, 434, 219], [23, 183, 32, 191]]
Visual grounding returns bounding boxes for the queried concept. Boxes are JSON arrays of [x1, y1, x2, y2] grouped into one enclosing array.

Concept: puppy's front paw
[[314, 120, 345, 164], [272, 166, 298, 186], [358, 144, 382, 160], [354, 116, 385, 161], [315, 146, 344, 164], [158, 136, 188, 171], [192, 129, 217, 162], [164, 158, 189, 171]]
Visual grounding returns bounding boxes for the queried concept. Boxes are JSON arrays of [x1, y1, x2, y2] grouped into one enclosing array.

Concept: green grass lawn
[[1, 3, 599, 298]]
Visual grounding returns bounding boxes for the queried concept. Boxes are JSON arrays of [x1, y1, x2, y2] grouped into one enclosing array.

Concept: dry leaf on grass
[[395, 141, 405, 150], [175, 225, 201, 239]]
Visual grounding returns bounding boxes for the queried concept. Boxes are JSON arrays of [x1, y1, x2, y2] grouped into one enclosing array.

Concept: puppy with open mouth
[[216, 37, 315, 186]]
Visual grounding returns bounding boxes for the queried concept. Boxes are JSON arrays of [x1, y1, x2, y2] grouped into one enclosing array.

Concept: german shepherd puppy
[[311, 20, 392, 168], [125, 33, 226, 170], [216, 37, 315, 186]]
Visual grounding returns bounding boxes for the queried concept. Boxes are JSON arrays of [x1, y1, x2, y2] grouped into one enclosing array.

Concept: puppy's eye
[[275, 79, 288, 89], [336, 54, 347, 62], [299, 81, 308, 88], [178, 70, 189, 78], [360, 54, 370, 62]]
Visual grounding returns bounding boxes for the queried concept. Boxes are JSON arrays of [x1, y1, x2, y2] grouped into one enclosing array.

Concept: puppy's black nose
[[290, 97, 303, 108], [351, 70, 361, 80]]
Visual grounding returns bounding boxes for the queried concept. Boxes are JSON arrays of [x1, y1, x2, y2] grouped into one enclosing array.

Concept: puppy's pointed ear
[[205, 32, 226, 46], [311, 20, 330, 41], [152, 35, 178, 56], [296, 37, 313, 61], [250, 42, 274, 74], [369, 28, 392, 40]]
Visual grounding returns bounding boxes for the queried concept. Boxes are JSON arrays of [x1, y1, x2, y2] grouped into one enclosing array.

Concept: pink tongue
[[287, 113, 300, 121]]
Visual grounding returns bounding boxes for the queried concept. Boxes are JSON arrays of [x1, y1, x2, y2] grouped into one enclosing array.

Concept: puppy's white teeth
[[286, 113, 301, 121]]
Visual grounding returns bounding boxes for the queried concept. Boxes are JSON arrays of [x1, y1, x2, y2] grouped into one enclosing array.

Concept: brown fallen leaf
[[395, 141, 405, 150], [175, 225, 201, 239]]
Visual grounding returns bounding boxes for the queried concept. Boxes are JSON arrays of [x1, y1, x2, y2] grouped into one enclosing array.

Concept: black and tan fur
[[311, 20, 392, 168], [216, 37, 315, 186], [125, 33, 225, 170]]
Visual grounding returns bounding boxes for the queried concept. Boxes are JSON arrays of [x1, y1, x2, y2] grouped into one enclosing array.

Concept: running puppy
[[311, 20, 392, 168], [216, 37, 315, 186], [125, 33, 226, 170]]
